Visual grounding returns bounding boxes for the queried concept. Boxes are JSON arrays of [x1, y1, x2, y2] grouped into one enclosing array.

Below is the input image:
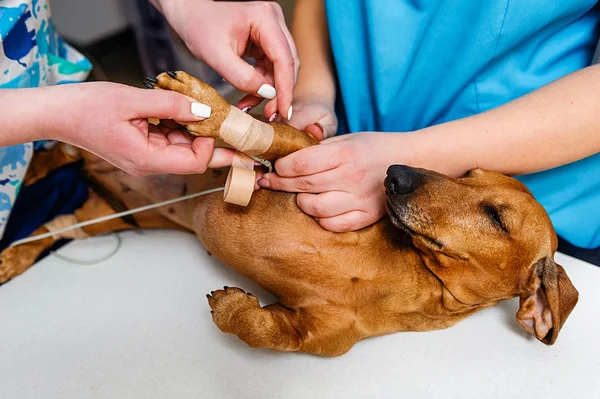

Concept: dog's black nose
[[385, 165, 418, 195]]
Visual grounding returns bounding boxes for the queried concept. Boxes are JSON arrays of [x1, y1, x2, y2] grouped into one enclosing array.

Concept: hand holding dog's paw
[[47, 81, 234, 176], [258, 132, 399, 232], [155, 0, 298, 120]]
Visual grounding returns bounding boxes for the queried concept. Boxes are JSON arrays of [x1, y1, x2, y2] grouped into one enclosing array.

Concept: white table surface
[[0, 230, 599, 399]]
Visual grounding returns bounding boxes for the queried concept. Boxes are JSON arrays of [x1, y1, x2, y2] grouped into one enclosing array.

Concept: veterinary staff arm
[[0, 88, 54, 147], [149, 0, 298, 120], [291, 0, 336, 103], [408, 63, 600, 177]]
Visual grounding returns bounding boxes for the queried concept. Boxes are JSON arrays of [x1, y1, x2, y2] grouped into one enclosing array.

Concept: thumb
[[131, 88, 212, 122]]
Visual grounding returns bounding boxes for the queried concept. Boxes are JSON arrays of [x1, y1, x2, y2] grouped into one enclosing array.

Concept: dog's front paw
[[207, 286, 260, 334], [143, 71, 230, 138]]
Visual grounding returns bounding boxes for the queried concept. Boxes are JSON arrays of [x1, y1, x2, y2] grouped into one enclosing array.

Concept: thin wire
[[10, 187, 225, 247], [250, 156, 273, 173], [52, 233, 122, 265]]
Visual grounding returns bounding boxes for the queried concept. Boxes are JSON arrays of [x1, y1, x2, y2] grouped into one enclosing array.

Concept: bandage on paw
[[149, 71, 321, 206], [220, 106, 275, 156]]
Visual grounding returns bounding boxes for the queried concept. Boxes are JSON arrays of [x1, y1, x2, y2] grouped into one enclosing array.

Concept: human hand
[[264, 96, 338, 141], [257, 132, 402, 232], [157, 0, 298, 121], [45, 82, 234, 176]]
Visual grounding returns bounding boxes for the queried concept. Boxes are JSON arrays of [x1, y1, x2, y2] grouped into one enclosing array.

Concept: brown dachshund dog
[[0, 72, 578, 356]]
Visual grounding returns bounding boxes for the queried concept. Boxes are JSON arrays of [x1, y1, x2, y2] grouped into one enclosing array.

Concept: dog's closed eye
[[483, 204, 509, 234]]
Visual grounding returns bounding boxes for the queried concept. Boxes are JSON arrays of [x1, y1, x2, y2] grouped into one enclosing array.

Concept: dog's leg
[[0, 226, 55, 283], [207, 287, 362, 356], [0, 189, 186, 283], [207, 287, 304, 352]]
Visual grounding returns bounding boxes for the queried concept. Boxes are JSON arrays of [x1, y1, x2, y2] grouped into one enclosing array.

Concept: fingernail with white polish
[[287, 106, 293, 120], [191, 102, 211, 118], [242, 106, 252, 113], [269, 112, 278, 122], [257, 84, 277, 99]]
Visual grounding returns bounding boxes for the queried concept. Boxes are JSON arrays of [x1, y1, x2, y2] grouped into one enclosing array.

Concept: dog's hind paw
[[0, 244, 42, 284], [206, 286, 260, 334]]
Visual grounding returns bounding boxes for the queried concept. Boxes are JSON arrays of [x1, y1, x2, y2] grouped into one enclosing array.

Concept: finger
[[236, 94, 264, 111], [140, 136, 217, 175], [130, 89, 212, 122], [235, 60, 273, 111], [316, 211, 374, 233], [322, 135, 349, 144], [209, 48, 277, 100], [304, 123, 325, 141], [207, 147, 235, 169], [271, 3, 300, 85], [255, 168, 266, 190], [296, 191, 362, 218], [264, 99, 279, 121], [258, 168, 341, 193], [273, 145, 344, 177], [251, 8, 296, 119]]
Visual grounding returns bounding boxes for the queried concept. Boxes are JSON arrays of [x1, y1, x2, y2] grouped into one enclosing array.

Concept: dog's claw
[[210, 311, 214, 314], [145, 76, 158, 84], [210, 291, 214, 295], [224, 286, 229, 290], [143, 81, 155, 89], [247, 293, 253, 297], [167, 70, 177, 79], [206, 294, 211, 298]]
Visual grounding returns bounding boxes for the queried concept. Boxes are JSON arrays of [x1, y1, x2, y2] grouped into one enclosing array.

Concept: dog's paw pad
[[207, 286, 259, 313]]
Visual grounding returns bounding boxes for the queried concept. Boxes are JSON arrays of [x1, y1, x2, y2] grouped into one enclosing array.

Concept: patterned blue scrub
[[0, 0, 91, 239]]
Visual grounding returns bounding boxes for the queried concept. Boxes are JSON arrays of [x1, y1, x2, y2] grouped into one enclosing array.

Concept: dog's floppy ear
[[516, 257, 578, 345]]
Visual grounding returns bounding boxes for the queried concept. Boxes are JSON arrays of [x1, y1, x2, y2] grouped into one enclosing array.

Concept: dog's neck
[[416, 250, 493, 313], [382, 221, 492, 315]]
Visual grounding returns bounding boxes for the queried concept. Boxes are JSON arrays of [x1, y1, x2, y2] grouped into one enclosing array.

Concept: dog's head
[[385, 165, 578, 344]]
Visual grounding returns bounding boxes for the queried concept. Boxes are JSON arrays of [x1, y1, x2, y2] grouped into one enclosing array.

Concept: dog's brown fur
[[0, 73, 578, 356]]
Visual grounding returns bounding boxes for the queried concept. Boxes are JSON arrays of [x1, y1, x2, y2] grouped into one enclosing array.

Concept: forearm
[[0, 87, 58, 147], [292, 0, 335, 103], [407, 64, 600, 177]]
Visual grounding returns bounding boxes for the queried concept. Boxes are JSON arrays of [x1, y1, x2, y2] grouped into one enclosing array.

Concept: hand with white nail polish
[[257, 133, 401, 232], [258, 0, 338, 139], [0, 82, 233, 177], [152, 0, 299, 121]]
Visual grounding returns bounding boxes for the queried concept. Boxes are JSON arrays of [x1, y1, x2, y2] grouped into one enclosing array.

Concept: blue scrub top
[[325, 0, 600, 249]]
